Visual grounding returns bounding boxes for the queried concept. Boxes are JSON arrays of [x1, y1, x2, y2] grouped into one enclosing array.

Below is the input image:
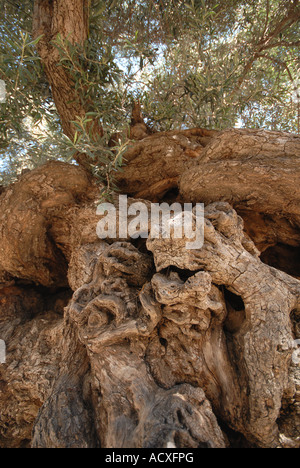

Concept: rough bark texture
[[116, 128, 218, 201], [32, 0, 104, 170], [0, 161, 95, 287], [33, 0, 89, 139], [0, 128, 300, 448]]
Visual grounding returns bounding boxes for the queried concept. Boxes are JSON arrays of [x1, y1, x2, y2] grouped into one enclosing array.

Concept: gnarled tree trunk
[[0, 128, 299, 448]]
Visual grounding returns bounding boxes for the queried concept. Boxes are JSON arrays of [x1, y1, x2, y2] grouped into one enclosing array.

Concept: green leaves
[[60, 113, 129, 198], [0, 0, 299, 186], [0, 21, 47, 173]]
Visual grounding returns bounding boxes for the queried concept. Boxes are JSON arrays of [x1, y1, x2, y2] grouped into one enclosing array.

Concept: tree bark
[[32, 0, 104, 169], [33, 0, 89, 140], [0, 128, 299, 448]]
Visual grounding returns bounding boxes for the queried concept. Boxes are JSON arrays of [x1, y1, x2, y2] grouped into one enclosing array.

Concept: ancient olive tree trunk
[[0, 128, 299, 448]]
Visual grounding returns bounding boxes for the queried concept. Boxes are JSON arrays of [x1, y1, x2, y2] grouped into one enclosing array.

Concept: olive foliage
[[0, 0, 299, 184]]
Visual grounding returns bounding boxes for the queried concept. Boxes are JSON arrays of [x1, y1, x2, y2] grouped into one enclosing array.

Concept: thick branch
[[33, 0, 103, 169], [33, 0, 89, 139], [179, 129, 300, 234]]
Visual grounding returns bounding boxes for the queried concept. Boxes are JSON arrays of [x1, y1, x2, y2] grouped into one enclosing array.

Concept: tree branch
[[231, 1, 300, 97], [260, 0, 270, 42], [262, 40, 300, 49], [33, 0, 104, 170], [257, 53, 295, 83]]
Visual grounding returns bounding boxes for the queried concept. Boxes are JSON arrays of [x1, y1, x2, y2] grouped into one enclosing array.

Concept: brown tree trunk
[[33, 0, 103, 169], [33, 0, 89, 140], [0, 128, 299, 448]]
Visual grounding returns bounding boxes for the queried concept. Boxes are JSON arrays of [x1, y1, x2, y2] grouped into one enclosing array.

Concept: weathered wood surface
[[0, 127, 299, 448]]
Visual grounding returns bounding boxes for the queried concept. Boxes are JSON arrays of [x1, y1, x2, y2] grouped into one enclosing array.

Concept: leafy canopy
[[0, 0, 299, 184]]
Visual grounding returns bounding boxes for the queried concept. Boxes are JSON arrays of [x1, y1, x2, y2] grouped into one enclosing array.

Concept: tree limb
[[231, 1, 300, 97]]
